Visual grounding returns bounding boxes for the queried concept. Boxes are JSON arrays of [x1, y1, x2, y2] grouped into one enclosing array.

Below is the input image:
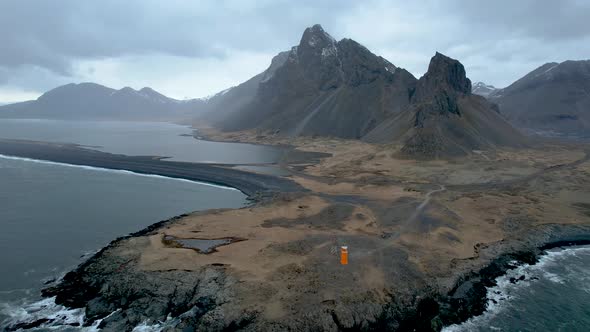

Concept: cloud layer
[[1, 0, 589, 102]]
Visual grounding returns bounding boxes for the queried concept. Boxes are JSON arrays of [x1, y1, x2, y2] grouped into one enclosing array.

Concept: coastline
[[2, 136, 590, 331], [0, 153, 241, 191], [0, 139, 304, 199], [35, 217, 590, 331], [441, 241, 590, 331], [434, 225, 590, 329]]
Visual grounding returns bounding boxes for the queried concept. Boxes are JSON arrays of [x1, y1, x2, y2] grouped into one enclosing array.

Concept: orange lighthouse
[[340, 246, 348, 265]]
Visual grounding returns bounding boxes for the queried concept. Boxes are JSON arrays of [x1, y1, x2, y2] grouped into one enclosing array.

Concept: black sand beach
[[0, 139, 304, 198]]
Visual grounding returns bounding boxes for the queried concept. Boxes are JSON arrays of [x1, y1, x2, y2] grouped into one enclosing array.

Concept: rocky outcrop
[[216, 24, 417, 139], [413, 52, 472, 101], [33, 213, 590, 331], [489, 60, 590, 137], [364, 52, 524, 158]]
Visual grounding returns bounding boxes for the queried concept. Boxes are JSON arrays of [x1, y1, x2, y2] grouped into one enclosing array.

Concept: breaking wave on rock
[[443, 246, 590, 331]]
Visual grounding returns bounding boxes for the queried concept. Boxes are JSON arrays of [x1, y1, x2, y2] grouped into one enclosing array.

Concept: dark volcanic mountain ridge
[[364, 52, 524, 158], [489, 60, 590, 137], [214, 24, 418, 139]]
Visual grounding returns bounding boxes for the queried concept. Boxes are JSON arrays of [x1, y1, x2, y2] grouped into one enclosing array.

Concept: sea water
[[0, 119, 283, 164], [443, 246, 590, 332], [0, 156, 246, 330]]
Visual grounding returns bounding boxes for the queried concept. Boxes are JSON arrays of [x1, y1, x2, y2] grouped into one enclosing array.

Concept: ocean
[[0, 155, 246, 329], [0, 119, 283, 164], [0, 120, 283, 330], [443, 246, 590, 332]]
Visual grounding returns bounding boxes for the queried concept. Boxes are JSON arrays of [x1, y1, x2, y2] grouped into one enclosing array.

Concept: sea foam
[[443, 246, 590, 331]]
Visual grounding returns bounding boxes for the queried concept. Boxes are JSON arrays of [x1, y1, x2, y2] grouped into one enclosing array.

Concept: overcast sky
[[1, 0, 589, 103]]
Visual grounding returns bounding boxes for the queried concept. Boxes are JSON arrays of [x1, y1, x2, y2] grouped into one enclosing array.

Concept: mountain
[[364, 52, 524, 158], [489, 60, 590, 137], [199, 51, 290, 125], [0, 83, 204, 121], [471, 82, 498, 97], [210, 24, 418, 139]]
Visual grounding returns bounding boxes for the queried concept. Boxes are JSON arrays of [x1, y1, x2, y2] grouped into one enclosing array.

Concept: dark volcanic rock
[[489, 59, 590, 137], [216, 24, 417, 139], [364, 52, 525, 158], [36, 217, 590, 332], [40, 214, 238, 332], [413, 52, 472, 102]]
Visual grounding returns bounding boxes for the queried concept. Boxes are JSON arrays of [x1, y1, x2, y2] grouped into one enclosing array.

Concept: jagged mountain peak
[[409, 52, 472, 120], [215, 24, 418, 139], [418, 52, 472, 96], [296, 24, 339, 66], [300, 24, 336, 48], [364, 52, 523, 158]]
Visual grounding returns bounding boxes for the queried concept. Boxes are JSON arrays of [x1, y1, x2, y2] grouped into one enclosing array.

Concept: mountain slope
[[0, 83, 204, 121], [364, 52, 524, 158], [200, 51, 289, 125], [490, 60, 590, 136], [215, 24, 417, 139]]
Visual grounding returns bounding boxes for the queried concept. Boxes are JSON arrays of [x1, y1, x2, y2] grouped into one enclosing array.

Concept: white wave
[[1, 297, 125, 331], [443, 245, 590, 332], [130, 313, 181, 332], [542, 271, 565, 284], [0, 153, 239, 191], [132, 321, 164, 332], [1, 297, 85, 330]]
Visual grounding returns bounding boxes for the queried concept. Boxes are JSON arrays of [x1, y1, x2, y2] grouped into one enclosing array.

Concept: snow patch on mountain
[[472, 82, 498, 98], [321, 44, 338, 58], [201, 87, 234, 102]]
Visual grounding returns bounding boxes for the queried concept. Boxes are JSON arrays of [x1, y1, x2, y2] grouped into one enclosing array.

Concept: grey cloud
[[0, 0, 352, 75], [0, 0, 589, 99], [448, 0, 590, 41]]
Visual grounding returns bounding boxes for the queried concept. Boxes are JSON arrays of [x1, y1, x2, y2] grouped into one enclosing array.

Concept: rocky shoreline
[[17, 216, 590, 332], [434, 225, 590, 329], [3, 138, 590, 331]]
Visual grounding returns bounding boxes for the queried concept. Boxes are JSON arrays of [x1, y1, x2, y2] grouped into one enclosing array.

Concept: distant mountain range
[[2, 24, 587, 155], [471, 82, 498, 97], [488, 60, 590, 137], [0, 83, 205, 122]]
